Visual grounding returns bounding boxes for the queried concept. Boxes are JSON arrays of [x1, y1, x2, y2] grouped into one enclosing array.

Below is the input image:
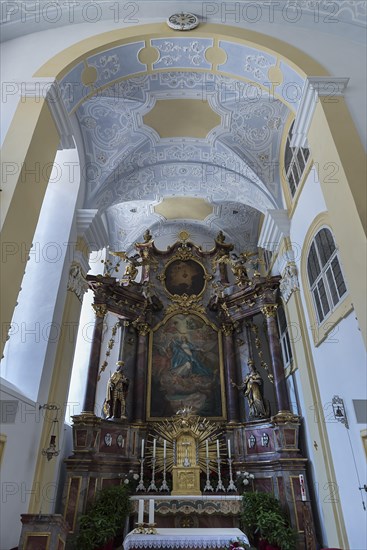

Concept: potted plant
[[241, 492, 297, 550], [74, 484, 132, 550]]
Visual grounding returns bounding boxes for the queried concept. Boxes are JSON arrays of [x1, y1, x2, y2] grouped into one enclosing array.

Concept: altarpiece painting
[[148, 313, 225, 420]]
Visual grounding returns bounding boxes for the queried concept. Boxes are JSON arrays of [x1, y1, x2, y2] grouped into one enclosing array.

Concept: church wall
[[0, 380, 63, 549], [289, 166, 367, 549]]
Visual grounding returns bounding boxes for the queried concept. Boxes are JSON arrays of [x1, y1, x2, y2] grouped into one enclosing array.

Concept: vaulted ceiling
[[74, 70, 290, 251], [55, 32, 305, 253], [9, 0, 355, 253]]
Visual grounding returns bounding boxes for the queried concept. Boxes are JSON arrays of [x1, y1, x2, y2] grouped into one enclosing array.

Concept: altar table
[[123, 528, 249, 549]]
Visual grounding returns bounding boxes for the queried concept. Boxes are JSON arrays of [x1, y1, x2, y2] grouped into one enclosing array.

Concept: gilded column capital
[[92, 303, 108, 318], [260, 304, 278, 318], [221, 322, 234, 336], [135, 322, 150, 336]]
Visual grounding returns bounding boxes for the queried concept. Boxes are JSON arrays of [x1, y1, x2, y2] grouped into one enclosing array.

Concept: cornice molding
[[17, 78, 75, 150], [76, 209, 109, 251], [258, 209, 290, 254], [291, 76, 350, 148]]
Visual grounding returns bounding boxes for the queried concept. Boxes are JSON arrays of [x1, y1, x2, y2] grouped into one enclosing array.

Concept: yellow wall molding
[[0, 434, 7, 464], [361, 429, 367, 459], [307, 99, 366, 345], [28, 289, 83, 514], [0, 98, 59, 357], [300, 212, 354, 347]]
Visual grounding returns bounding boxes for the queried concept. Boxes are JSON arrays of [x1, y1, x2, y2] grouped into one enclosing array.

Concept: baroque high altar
[[62, 231, 314, 544]]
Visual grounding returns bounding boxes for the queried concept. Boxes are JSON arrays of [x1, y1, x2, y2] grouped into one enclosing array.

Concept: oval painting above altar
[[164, 259, 206, 296]]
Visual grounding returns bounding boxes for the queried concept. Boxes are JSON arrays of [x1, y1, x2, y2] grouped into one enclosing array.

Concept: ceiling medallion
[[167, 12, 199, 31]]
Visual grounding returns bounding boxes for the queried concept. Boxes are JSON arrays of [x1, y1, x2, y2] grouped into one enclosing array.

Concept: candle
[[163, 439, 166, 459], [205, 439, 209, 458], [138, 499, 144, 524], [299, 474, 307, 501], [153, 438, 156, 458], [227, 439, 231, 458], [141, 438, 145, 458], [216, 439, 220, 458], [148, 498, 155, 524]]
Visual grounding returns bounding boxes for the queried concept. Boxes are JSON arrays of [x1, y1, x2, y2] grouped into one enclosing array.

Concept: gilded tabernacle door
[[147, 312, 226, 420]]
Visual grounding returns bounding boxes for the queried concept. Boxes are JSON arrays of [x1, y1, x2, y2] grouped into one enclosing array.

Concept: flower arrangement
[[120, 470, 140, 494], [236, 470, 255, 487], [227, 537, 251, 550]]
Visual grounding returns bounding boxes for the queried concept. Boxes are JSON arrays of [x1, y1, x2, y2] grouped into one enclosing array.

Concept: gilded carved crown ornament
[[165, 295, 206, 315]]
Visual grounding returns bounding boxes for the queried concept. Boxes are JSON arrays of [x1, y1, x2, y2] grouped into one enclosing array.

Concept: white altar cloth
[[123, 528, 249, 549]]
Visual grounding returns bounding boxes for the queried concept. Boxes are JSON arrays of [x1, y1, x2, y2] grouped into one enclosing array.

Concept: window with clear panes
[[277, 305, 293, 369], [307, 227, 347, 324], [284, 121, 310, 197]]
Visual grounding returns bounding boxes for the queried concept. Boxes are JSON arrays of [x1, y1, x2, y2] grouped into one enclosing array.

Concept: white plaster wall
[[0, 380, 64, 550], [290, 166, 367, 549], [1, 5, 366, 147]]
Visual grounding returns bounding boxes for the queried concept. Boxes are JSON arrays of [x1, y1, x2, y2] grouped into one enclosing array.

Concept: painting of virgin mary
[[148, 313, 225, 419]]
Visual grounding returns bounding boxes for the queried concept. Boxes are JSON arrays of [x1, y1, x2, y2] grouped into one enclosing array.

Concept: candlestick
[[163, 439, 166, 459], [215, 457, 225, 492], [227, 439, 231, 458], [138, 499, 144, 524], [299, 474, 307, 501], [136, 457, 146, 492], [141, 438, 145, 458], [216, 439, 220, 458], [153, 438, 156, 458], [148, 456, 158, 492], [204, 457, 214, 492], [148, 498, 155, 524], [205, 439, 209, 459], [226, 458, 237, 492]]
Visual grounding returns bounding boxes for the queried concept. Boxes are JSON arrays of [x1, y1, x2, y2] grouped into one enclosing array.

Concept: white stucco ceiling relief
[[105, 199, 261, 254], [56, 36, 304, 251]]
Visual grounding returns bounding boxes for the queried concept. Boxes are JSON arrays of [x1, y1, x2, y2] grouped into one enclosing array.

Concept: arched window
[[307, 228, 347, 323], [284, 121, 310, 197], [277, 305, 293, 370]]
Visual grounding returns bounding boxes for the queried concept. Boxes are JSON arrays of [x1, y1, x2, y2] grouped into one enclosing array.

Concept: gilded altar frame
[[147, 305, 226, 421]]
